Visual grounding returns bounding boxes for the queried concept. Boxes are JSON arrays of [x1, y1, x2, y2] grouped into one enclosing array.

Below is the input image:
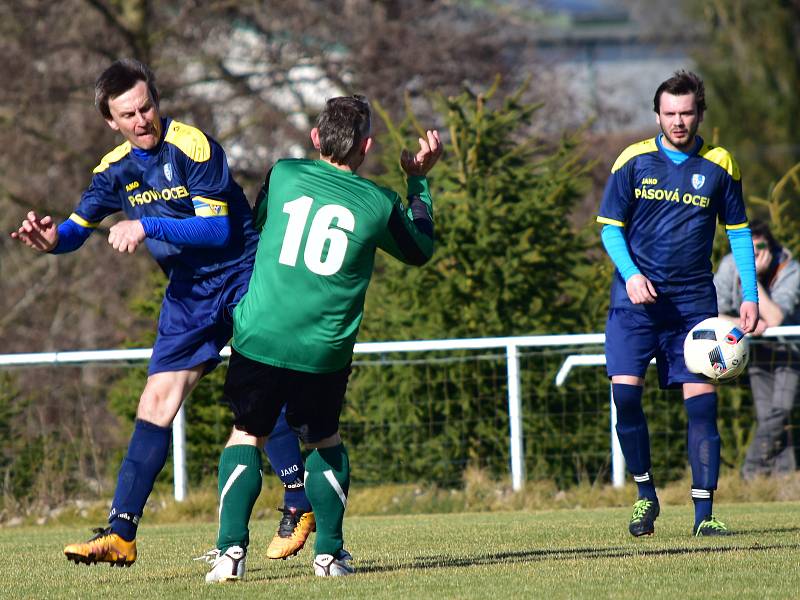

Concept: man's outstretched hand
[[400, 130, 442, 177], [11, 210, 58, 252]]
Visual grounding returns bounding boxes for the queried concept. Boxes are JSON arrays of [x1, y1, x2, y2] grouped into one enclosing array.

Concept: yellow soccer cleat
[[64, 527, 137, 567], [266, 507, 316, 560]]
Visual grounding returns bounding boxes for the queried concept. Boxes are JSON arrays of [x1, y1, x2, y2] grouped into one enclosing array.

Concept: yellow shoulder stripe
[[193, 196, 229, 217], [92, 141, 132, 174], [726, 221, 749, 230], [597, 216, 625, 227], [698, 144, 741, 181], [165, 120, 211, 163], [69, 212, 101, 229], [611, 138, 658, 173]]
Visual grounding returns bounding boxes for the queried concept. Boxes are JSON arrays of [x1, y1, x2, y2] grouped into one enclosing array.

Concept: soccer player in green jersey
[[203, 95, 442, 582]]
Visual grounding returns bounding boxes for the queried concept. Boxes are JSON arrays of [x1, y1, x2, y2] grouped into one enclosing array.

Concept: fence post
[[610, 383, 625, 488], [506, 343, 525, 491], [173, 403, 187, 501]]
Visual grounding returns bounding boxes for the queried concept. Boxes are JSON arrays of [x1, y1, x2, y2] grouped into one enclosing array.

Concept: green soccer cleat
[[694, 516, 731, 536], [629, 498, 660, 537]]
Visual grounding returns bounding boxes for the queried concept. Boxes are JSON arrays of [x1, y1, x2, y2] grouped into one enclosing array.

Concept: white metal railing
[[2, 327, 796, 499], [552, 325, 800, 487], [0, 333, 604, 498]]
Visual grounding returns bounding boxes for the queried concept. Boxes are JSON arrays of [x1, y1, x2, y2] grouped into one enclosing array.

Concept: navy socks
[[265, 407, 311, 511], [685, 392, 720, 526], [612, 383, 657, 501], [109, 419, 171, 541]]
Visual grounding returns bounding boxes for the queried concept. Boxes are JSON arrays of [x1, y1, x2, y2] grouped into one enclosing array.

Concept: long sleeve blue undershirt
[[50, 214, 230, 253], [601, 224, 758, 303], [140, 215, 230, 247], [600, 224, 640, 281], [727, 227, 758, 303]]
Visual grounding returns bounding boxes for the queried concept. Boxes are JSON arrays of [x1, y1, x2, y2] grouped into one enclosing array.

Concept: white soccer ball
[[684, 317, 749, 382]]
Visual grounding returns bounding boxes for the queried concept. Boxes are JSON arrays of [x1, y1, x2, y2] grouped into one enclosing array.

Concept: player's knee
[[136, 387, 183, 426], [612, 383, 643, 411], [685, 392, 717, 423]]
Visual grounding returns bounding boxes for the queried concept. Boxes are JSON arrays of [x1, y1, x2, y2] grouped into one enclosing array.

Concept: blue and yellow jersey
[[597, 135, 746, 288], [71, 118, 258, 280]]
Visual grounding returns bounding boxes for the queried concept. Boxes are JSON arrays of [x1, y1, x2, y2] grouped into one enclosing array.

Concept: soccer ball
[[684, 317, 749, 382]]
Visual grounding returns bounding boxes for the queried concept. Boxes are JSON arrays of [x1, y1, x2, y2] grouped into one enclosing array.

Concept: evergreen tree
[[363, 79, 591, 341], [342, 81, 596, 484]]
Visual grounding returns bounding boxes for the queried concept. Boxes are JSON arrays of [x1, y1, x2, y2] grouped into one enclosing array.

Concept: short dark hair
[[95, 59, 160, 119], [750, 219, 778, 249], [653, 70, 706, 115], [315, 95, 371, 163]]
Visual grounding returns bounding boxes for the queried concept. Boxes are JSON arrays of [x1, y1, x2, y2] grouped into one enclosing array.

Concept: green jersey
[[233, 158, 434, 372]]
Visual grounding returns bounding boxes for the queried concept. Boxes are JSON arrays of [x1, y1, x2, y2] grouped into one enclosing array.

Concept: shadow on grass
[[353, 542, 800, 574], [736, 526, 800, 535], [237, 541, 800, 581]]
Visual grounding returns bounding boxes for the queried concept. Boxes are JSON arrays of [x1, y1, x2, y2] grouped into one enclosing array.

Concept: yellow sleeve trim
[[698, 144, 741, 181], [92, 141, 132, 173], [597, 216, 625, 227], [611, 138, 658, 173], [193, 197, 229, 217], [68, 212, 101, 228], [725, 221, 749, 230], [164, 120, 211, 163]]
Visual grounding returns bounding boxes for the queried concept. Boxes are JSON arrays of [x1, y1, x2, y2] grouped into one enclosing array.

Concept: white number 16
[[278, 196, 355, 276]]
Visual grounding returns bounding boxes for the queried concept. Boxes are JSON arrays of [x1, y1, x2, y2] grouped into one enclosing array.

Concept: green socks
[[216, 444, 262, 552], [304, 444, 350, 556]]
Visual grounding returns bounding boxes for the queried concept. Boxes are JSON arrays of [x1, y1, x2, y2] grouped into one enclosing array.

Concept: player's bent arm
[[140, 215, 231, 248], [378, 179, 434, 266], [600, 224, 640, 280]]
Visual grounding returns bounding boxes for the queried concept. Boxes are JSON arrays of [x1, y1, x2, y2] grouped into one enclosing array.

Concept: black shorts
[[222, 349, 351, 443]]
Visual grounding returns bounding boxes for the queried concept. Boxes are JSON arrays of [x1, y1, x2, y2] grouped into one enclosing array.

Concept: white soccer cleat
[[203, 546, 246, 583], [313, 549, 355, 577]]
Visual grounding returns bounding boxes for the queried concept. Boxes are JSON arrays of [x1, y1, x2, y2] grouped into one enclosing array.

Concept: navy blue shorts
[[148, 266, 252, 376], [223, 349, 351, 443], [605, 306, 715, 389]]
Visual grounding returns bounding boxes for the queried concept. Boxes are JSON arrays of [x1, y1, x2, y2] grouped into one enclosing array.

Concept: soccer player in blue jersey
[[11, 59, 314, 565], [597, 70, 759, 537]]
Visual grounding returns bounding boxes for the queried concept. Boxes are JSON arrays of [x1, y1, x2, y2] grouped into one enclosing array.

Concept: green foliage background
[[343, 81, 601, 486]]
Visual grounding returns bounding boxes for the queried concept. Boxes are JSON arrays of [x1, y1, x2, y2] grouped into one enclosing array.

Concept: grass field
[[3, 501, 799, 599]]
